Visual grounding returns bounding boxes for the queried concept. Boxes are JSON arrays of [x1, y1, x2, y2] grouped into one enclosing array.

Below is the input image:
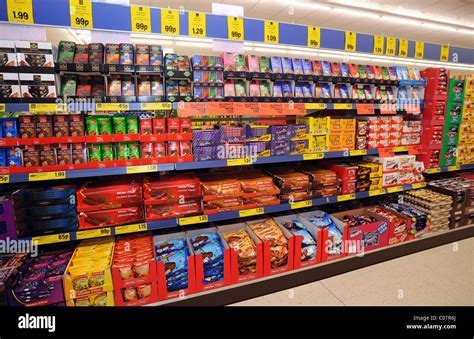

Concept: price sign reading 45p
[[345, 31, 357, 52], [415, 41, 424, 59], [228, 16, 244, 40], [189, 12, 206, 37], [70, 0, 93, 29], [373, 35, 384, 55], [264, 21, 279, 44], [161, 9, 179, 35], [307, 26, 320, 48], [7, 0, 34, 24], [399, 39, 408, 57], [131, 6, 151, 33]]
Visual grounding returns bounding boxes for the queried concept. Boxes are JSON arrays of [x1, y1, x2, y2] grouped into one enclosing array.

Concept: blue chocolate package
[[295, 84, 304, 98], [302, 59, 313, 75], [281, 81, 293, 97], [281, 57, 293, 74], [190, 232, 220, 250], [302, 83, 313, 98], [156, 247, 189, 292], [16, 204, 77, 222], [270, 56, 283, 73], [395, 66, 404, 80], [321, 83, 331, 98], [190, 232, 225, 284], [321, 61, 331, 76], [193, 71, 202, 83], [2, 118, 18, 138], [12, 185, 77, 207], [340, 84, 349, 99], [7, 147, 21, 167], [340, 63, 349, 77], [292, 58, 304, 75], [155, 239, 187, 255], [0, 148, 6, 167], [273, 82, 283, 97]]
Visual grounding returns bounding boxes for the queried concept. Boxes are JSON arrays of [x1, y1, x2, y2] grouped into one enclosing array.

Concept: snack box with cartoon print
[[186, 227, 231, 292], [154, 232, 196, 301], [63, 238, 114, 304], [246, 218, 294, 276], [366, 206, 412, 245], [331, 208, 389, 254], [112, 234, 159, 306], [218, 223, 263, 284], [275, 214, 322, 268]]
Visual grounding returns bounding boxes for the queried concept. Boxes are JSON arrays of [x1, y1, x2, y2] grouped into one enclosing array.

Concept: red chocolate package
[[203, 196, 244, 212], [77, 179, 143, 212], [167, 118, 180, 134], [23, 145, 39, 167], [36, 115, 53, 138], [40, 144, 57, 166], [180, 141, 192, 156], [143, 174, 201, 204], [153, 142, 166, 158], [69, 114, 85, 136], [76, 76, 92, 97], [19, 115, 36, 138], [53, 115, 69, 137], [168, 141, 179, 156], [57, 143, 72, 165], [153, 119, 166, 134], [145, 200, 201, 221], [140, 119, 152, 135], [72, 143, 87, 164], [141, 143, 153, 158], [179, 118, 192, 133], [79, 205, 143, 229]]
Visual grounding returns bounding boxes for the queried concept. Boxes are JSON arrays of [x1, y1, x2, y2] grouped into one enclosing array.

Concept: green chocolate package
[[97, 116, 113, 135], [113, 116, 127, 134], [116, 143, 129, 160], [101, 143, 115, 161], [128, 142, 140, 159], [85, 116, 99, 136], [60, 74, 77, 97], [57, 41, 76, 63], [126, 115, 139, 134], [88, 144, 102, 162]]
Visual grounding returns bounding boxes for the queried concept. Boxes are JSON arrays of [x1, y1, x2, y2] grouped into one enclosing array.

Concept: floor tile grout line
[[319, 280, 347, 306]]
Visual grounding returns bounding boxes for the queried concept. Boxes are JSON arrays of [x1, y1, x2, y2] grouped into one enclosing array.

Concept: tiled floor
[[232, 237, 473, 306]]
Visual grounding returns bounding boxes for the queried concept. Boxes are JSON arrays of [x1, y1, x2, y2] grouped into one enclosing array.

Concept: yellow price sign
[[96, 103, 129, 111], [161, 9, 179, 35], [189, 12, 206, 37], [448, 165, 460, 171], [7, 0, 34, 24], [131, 6, 151, 33], [0, 175, 10, 184], [179, 215, 208, 226], [369, 189, 386, 197], [373, 35, 384, 55], [345, 31, 357, 52], [393, 146, 408, 152], [415, 41, 424, 59], [0, 104, 5, 112], [140, 102, 172, 110], [334, 103, 353, 110], [239, 207, 264, 218], [29, 103, 61, 113], [228, 16, 244, 40], [115, 223, 148, 235], [440, 45, 449, 62], [303, 153, 324, 160], [264, 21, 279, 44], [411, 182, 426, 189], [307, 26, 320, 48], [350, 150, 367, 156], [227, 158, 253, 166], [70, 0, 93, 29], [32, 233, 70, 246], [398, 39, 408, 57], [76, 227, 112, 240], [29, 171, 66, 182], [305, 103, 326, 110], [426, 168, 441, 174], [126, 164, 157, 174], [290, 200, 312, 209], [387, 186, 403, 193], [386, 37, 396, 56], [337, 194, 356, 202]]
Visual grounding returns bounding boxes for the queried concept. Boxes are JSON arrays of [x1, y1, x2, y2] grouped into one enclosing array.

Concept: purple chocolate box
[[192, 130, 221, 147], [193, 146, 219, 161], [290, 139, 309, 154], [289, 125, 308, 139], [266, 140, 290, 156], [268, 125, 290, 142], [0, 197, 16, 241], [245, 125, 268, 139]]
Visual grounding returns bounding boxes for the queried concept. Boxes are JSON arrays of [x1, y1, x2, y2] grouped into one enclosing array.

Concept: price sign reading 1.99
[[70, 0, 93, 29], [7, 0, 34, 24], [228, 16, 244, 40], [131, 6, 151, 33], [161, 9, 179, 35]]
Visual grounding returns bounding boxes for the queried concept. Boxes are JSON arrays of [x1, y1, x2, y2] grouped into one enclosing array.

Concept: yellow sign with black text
[[440, 45, 449, 62], [345, 31, 357, 52], [189, 12, 206, 37], [264, 21, 279, 44], [161, 9, 179, 35], [228, 16, 244, 40], [307, 26, 320, 48], [131, 6, 151, 33], [415, 41, 424, 59], [7, 0, 34, 24], [386, 37, 396, 56], [398, 39, 408, 57], [373, 35, 384, 55]]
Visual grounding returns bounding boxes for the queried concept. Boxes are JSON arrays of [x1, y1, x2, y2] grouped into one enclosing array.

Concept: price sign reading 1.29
[[161, 9, 179, 35], [188, 12, 206, 37]]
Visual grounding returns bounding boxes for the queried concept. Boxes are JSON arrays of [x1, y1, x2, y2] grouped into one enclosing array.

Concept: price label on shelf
[[356, 104, 375, 115], [0, 104, 5, 112], [188, 12, 206, 37], [303, 153, 324, 160], [344, 31, 357, 52], [393, 146, 408, 152], [440, 45, 449, 62], [115, 223, 148, 235], [448, 165, 460, 171], [307, 26, 320, 48], [70, 0, 93, 29], [378, 148, 394, 158], [29, 171, 66, 182], [239, 207, 264, 218], [140, 102, 172, 111], [380, 103, 397, 115], [161, 9, 179, 35], [426, 168, 441, 174], [387, 186, 403, 193], [264, 21, 279, 44], [227, 158, 253, 166], [369, 189, 386, 197], [386, 37, 396, 56], [7, 0, 34, 24], [373, 35, 384, 55], [334, 103, 353, 110], [179, 215, 208, 226], [337, 194, 356, 202], [350, 150, 367, 156], [411, 182, 426, 189], [228, 16, 244, 40], [290, 200, 312, 209], [398, 39, 408, 57], [407, 145, 422, 155], [32, 233, 70, 246], [126, 164, 157, 174], [131, 6, 151, 33], [29, 103, 63, 113], [96, 103, 129, 111], [304, 103, 325, 110], [76, 228, 112, 240], [415, 41, 424, 59], [0, 175, 10, 184]]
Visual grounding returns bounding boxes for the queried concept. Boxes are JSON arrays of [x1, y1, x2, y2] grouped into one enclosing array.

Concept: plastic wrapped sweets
[[190, 233, 225, 284], [154, 238, 189, 292], [222, 229, 257, 275], [281, 219, 317, 262], [249, 218, 288, 268]]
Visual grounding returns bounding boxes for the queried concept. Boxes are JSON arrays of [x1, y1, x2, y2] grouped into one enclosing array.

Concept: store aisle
[[232, 237, 473, 306]]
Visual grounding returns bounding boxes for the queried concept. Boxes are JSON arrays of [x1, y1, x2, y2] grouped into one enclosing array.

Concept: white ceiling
[[130, 0, 474, 48]]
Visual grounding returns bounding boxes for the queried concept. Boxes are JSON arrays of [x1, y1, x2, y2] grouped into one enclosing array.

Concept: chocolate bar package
[[246, 55, 260, 72], [266, 140, 290, 156], [321, 61, 331, 76], [40, 144, 57, 166], [19, 73, 57, 99], [15, 41, 54, 68], [281, 81, 292, 97], [295, 84, 304, 98], [76, 75, 91, 97], [270, 56, 283, 73], [321, 83, 331, 98], [57, 41, 76, 64], [36, 115, 53, 138], [135, 44, 150, 66], [365, 65, 375, 79], [259, 56, 271, 73], [88, 43, 104, 64], [234, 54, 246, 71], [0, 72, 20, 99], [235, 79, 247, 96], [121, 75, 135, 96], [0, 40, 18, 67], [19, 115, 36, 138], [282, 57, 293, 74], [73, 44, 89, 64], [60, 74, 76, 97], [301, 59, 313, 75], [177, 55, 191, 71], [165, 54, 178, 70], [105, 44, 120, 64], [273, 83, 283, 97], [331, 62, 341, 77], [53, 115, 69, 137], [179, 81, 192, 97], [340, 63, 349, 77], [79, 206, 143, 229], [137, 75, 151, 96], [91, 76, 105, 97], [358, 64, 367, 79], [69, 114, 84, 136], [88, 144, 102, 162], [57, 143, 72, 165], [292, 58, 304, 75], [72, 143, 87, 164], [23, 145, 39, 167], [107, 75, 121, 96], [7, 147, 22, 166], [151, 75, 164, 96], [150, 45, 163, 66], [2, 118, 17, 138], [166, 80, 179, 97], [119, 43, 134, 65]]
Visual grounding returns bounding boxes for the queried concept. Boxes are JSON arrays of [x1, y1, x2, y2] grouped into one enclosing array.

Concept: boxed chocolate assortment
[[15, 41, 54, 70], [19, 73, 57, 100], [0, 40, 17, 69], [0, 72, 21, 100]]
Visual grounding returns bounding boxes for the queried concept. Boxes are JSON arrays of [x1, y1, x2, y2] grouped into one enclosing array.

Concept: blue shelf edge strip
[[0, 0, 472, 64]]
